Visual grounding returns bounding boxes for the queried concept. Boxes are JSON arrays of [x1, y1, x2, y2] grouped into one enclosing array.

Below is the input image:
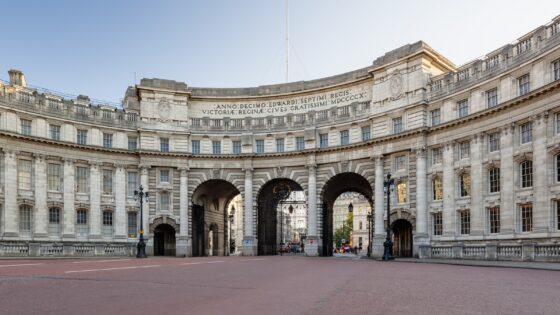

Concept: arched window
[[520, 161, 533, 188], [76, 209, 89, 237], [19, 205, 32, 235], [48, 207, 61, 237], [102, 211, 114, 237]]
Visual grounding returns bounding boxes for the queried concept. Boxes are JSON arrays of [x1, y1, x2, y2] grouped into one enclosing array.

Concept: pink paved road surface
[[0, 256, 559, 315]]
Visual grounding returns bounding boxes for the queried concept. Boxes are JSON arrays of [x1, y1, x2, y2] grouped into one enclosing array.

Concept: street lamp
[[366, 211, 373, 257], [229, 206, 235, 255], [133, 185, 149, 258], [383, 173, 395, 261], [348, 202, 353, 213]]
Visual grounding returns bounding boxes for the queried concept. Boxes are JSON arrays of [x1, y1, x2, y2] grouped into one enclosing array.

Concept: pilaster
[[470, 133, 484, 236], [532, 113, 549, 232], [62, 158, 75, 238], [372, 154, 385, 259], [3, 150, 18, 236], [242, 165, 256, 256], [177, 166, 190, 257], [442, 141, 456, 237], [500, 124, 515, 235], [114, 164, 126, 239], [414, 147, 429, 255], [33, 154, 48, 238], [89, 162, 101, 239], [305, 163, 318, 256]]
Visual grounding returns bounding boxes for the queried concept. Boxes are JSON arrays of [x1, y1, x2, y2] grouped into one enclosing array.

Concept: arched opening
[[332, 192, 372, 256], [191, 179, 241, 257], [257, 178, 306, 256], [320, 172, 373, 257], [392, 219, 413, 257], [154, 224, 176, 256]]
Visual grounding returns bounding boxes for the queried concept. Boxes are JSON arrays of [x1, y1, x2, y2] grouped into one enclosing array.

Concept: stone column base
[[304, 236, 319, 256], [242, 236, 257, 256], [146, 239, 154, 256], [413, 234, 430, 258], [176, 237, 188, 257], [371, 234, 386, 260]]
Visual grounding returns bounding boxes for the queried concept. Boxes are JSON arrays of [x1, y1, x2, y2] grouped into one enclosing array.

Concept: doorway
[[392, 219, 413, 257], [153, 224, 176, 256]]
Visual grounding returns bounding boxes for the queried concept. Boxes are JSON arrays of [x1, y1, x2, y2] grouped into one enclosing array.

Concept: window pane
[[18, 159, 32, 190]]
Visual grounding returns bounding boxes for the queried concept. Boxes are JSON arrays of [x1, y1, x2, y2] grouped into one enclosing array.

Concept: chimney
[[8, 69, 27, 87]]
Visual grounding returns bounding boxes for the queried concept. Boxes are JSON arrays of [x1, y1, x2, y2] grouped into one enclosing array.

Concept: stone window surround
[[429, 172, 443, 201], [157, 168, 172, 186], [456, 167, 471, 198]]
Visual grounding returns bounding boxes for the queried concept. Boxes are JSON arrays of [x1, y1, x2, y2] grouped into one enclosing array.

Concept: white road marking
[[180, 260, 226, 266], [240, 258, 266, 262], [0, 263, 44, 268], [72, 259, 131, 264], [65, 264, 160, 274]]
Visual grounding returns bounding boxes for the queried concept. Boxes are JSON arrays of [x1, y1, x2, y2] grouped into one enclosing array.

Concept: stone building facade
[[1, 17, 560, 261]]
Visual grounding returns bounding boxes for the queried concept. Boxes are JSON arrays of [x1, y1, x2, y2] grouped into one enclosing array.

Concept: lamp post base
[[382, 239, 394, 261], [136, 235, 147, 258]]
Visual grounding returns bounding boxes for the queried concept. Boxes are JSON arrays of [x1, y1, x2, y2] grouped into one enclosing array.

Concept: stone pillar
[[414, 148, 429, 256], [442, 142, 456, 237], [372, 155, 386, 259], [33, 154, 48, 239], [62, 158, 75, 239], [89, 162, 101, 239], [177, 166, 190, 257], [3, 150, 18, 237], [305, 164, 319, 256], [500, 125, 515, 235], [242, 168, 257, 255], [533, 113, 549, 233], [470, 134, 484, 236], [114, 164, 126, 240], [139, 165, 152, 255]]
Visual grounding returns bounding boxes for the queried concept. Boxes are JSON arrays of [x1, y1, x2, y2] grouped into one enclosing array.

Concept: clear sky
[[1, 0, 559, 102]]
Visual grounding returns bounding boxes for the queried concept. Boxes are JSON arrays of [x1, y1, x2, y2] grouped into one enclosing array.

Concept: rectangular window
[[160, 170, 170, 183], [276, 138, 284, 152], [127, 212, 137, 238], [395, 156, 407, 171], [191, 140, 200, 154], [232, 141, 241, 154], [48, 207, 61, 236], [431, 109, 441, 126], [76, 166, 89, 193], [457, 99, 469, 118], [557, 155, 560, 183], [47, 163, 62, 191], [433, 212, 442, 236], [488, 133, 500, 152], [518, 74, 530, 96], [392, 117, 403, 134], [19, 206, 32, 234], [554, 60, 560, 81], [459, 141, 470, 159], [521, 161, 533, 188], [433, 177, 443, 201], [77, 129, 88, 145], [256, 139, 265, 153], [521, 122, 532, 144], [556, 114, 560, 135], [486, 88, 498, 108], [459, 173, 471, 197], [212, 140, 221, 155], [18, 159, 32, 190], [21, 119, 32, 136], [102, 169, 113, 195], [361, 126, 371, 141], [76, 209, 88, 237], [488, 207, 500, 234], [489, 168, 500, 193], [160, 193, 170, 211], [102, 211, 113, 237], [296, 137, 305, 150], [521, 204, 533, 232], [397, 181, 407, 204], [557, 201, 560, 231], [319, 133, 328, 148], [160, 138, 169, 152], [340, 130, 349, 145], [49, 125, 61, 141], [460, 210, 470, 235], [127, 171, 138, 197], [103, 133, 113, 148], [431, 147, 442, 165]]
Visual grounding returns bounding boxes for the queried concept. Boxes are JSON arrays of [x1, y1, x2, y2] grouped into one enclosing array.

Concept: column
[[305, 164, 318, 256], [533, 113, 549, 233], [442, 142, 456, 238], [500, 125, 515, 235], [372, 155, 385, 259], [415, 148, 429, 252], [177, 166, 189, 257], [242, 168, 256, 255], [62, 158, 75, 239], [89, 162, 101, 238], [114, 164, 126, 239], [139, 165, 151, 253], [470, 134, 484, 236], [3, 150, 18, 237], [33, 154, 48, 238]]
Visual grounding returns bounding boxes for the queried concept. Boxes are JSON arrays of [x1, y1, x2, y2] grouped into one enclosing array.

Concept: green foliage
[[333, 212, 353, 247]]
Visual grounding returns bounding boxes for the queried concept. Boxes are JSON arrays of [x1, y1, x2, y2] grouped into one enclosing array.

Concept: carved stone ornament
[[389, 71, 404, 99], [158, 98, 171, 121]]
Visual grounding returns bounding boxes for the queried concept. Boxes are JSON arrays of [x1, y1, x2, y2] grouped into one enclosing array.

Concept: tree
[[334, 212, 353, 247]]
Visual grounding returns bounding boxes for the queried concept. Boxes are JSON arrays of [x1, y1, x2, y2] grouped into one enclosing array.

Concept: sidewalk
[[392, 257, 560, 271]]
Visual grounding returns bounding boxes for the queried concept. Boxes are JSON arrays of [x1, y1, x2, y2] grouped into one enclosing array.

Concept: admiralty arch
[[1, 17, 560, 261]]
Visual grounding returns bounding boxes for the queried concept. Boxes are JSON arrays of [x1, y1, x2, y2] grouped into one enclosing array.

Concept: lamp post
[[134, 185, 149, 258], [367, 212, 373, 257], [348, 202, 353, 252], [229, 206, 235, 255], [383, 173, 395, 261]]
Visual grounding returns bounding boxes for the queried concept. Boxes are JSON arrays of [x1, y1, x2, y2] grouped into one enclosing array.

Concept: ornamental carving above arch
[[150, 215, 179, 234]]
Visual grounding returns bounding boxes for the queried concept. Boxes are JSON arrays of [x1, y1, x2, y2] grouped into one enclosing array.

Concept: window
[[397, 181, 407, 204], [128, 212, 138, 238], [19, 205, 32, 235], [432, 212, 442, 236], [395, 156, 407, 171], [102, 211, 113, 237], [518, 74, 530, 96], [431, 147, 442, 165], [489, 168, 500, 193], [488, 133, 500, 152], [18, 159, 32, 190], [520, 160, 533, 188], [557, 155, 560, 182], [361, 126, 371, 141], [127, 171, 138, 197], [319, 133, 328, 148], [128, 136, 137, 150], [432, 177, 443, 201], [276, 138, 284, 152], [76, 209, 88, 237], [160, 193, 170, 211], [340, 130, 349, 145], [488, 207, 500, 234], [77, 129, 88, 145], [212, 141, 221, 155], [20, 119, 32, 136], [392, 117, 403, 134], [459, 173, 471, 197], [102, 169, 113, 195], [256, 140, 265, 153], [47, 163, 62, 191], [460, 210, 470, 235], [191, 140, 200, 154], [520, 204, 533, 232], [557, 201, 560, 231], [431, 109, 441, 126], [103, 133, 113, 148], [296, 137, 305, 150], [49, 125, 61, 141], [48, 207, 61, 236], [160, 138, 169, 152], [520, 122, 532, 144], [457, 99, 469, 118], [486, 88, 498, 107], [160, 170, 170, 183], [554, 60, 560, 81], [459, 141, 470, 159], [76, 166, 89, 193], [556, 113, 560, 135], [359, 221, 363, 230], [232, 141, 241, 154]]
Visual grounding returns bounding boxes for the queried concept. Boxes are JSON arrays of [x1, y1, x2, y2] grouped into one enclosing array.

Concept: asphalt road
[[0, 256, 559, 315]]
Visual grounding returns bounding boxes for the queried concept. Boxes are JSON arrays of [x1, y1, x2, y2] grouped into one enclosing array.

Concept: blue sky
[[1, 0, 559, 102]]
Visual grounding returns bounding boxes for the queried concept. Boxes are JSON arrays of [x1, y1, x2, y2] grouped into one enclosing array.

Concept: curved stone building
[[2, 17, 560, 261]]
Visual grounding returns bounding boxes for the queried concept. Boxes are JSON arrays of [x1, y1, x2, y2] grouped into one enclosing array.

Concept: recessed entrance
[[392, 219, 413, 257], [153, 224, 176, 256]]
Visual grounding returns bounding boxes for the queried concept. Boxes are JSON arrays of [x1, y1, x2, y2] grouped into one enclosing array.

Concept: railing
[[497, 245, 522, 258], [535, 245, 560, 257], [431, 246, 452, 258], [2, 244, 29, 255], [74, 244, 96, 256], [104, 244, 127, 256], [462, 246, 485, 257], [40, 244, 63, 255]]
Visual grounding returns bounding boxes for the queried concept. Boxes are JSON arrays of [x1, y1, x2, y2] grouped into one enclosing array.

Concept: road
[[0, 256, 559, 315]]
